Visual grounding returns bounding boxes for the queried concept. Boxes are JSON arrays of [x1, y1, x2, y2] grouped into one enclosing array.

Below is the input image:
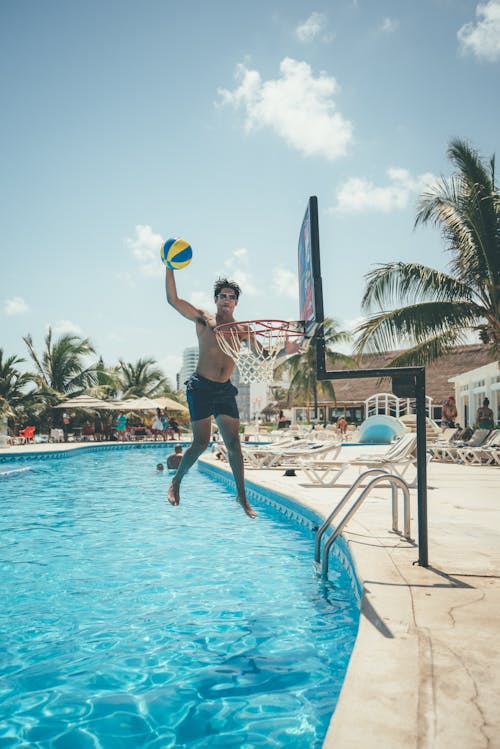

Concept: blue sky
[[1, 0, 499, 385]]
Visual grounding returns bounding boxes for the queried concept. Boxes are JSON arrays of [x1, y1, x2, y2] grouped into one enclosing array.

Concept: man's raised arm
[[165, 268, 205, 322]]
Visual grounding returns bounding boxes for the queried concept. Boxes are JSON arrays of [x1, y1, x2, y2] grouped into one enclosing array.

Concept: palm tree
[[23, 328, 97, 405], [87, 357, 122, 400], [0, 349, 37, 419], [275, 318, 355, 419], [355, 138, 500, 365], [118, 357, 171, 399]]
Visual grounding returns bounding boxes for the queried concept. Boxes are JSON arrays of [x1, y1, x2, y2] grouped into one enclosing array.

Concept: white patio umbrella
[[110, 397, 163, 411], [154, 396, 189, 413], [54, 394, 116, 410], [111, 396, 189, 413]]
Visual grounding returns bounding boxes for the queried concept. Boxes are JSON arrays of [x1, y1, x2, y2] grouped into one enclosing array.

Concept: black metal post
[[315, 364, 429, 567], [415, 367, 428, 567]]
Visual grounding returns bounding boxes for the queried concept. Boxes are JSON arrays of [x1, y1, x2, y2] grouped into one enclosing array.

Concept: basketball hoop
[[214, 319, 306, 384]]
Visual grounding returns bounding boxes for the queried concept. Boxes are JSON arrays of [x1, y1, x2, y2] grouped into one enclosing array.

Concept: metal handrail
[[315, 470, 412, 577], [314, 468, 391, 564]]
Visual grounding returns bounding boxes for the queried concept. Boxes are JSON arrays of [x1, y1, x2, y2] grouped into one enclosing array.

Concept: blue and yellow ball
[[161, 238, 193, 270]]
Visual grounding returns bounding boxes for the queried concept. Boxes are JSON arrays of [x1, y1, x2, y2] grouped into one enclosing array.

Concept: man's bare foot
[[168, 482, 180, 506], [236, 496, 257, 519]]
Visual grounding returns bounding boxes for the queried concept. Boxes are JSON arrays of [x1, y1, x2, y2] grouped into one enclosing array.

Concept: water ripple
[[0, 448, 360, 748]]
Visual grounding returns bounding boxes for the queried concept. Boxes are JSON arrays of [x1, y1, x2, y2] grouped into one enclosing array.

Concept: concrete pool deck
[[2, 441, 499, 748]]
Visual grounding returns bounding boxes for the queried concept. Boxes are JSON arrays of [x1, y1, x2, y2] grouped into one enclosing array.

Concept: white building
[[178, 347, 198, 389], [231, 369, 269, 422], [449, 361, 500, 427]]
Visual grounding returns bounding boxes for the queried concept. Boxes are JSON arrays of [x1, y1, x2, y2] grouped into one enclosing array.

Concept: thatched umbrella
[[54, 394, 115, 410]]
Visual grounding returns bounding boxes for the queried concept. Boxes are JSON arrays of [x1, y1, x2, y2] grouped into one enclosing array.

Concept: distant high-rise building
[[232, 369, 269, 422], [178, 347, 198, 388]]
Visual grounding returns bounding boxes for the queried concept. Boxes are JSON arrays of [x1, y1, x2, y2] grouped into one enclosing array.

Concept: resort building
[[286, 344, 497, 427], [450, 361, 500, 428]]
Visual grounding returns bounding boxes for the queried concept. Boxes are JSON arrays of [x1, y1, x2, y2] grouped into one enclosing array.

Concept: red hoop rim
[[214, 319, 305, 336]]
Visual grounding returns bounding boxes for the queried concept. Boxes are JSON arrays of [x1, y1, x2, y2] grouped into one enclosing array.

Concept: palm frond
[[355, 300, 482, 356], [118, 357, 167, 398], [361, 262, 473, 310], [416, 138, 499, 297], [377, 332, 466, 367]]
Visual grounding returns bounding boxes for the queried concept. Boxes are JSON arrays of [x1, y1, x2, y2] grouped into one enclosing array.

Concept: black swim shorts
[[185, 373, 239, 422]]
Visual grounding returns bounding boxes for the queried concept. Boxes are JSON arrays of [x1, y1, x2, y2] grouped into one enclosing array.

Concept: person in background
[[94, 417, 103, 442], [442, 396, 458, 428], [476, 398, 494, 429], [62, 411, 71, 443], [336, 416, 348, 436], [116, 412, 127, 441], [168, 416, 180, 440], [152, 408, 164, 441], [161, 410, 170, 440], [167, 444, 184, 470], [156, 463, 165, 472]]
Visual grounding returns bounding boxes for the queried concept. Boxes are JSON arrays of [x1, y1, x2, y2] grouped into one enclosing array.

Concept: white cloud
[[4, 296, 29, 315], [222, 247, 260, 295], [272, 267, 299, 299], [380, 17, 399, 33], [458, 1, 500, 61], [218, 57, 353, 160], [296, 12, 329, 42], [49, 320, 84, 336], [332, 168, 438, 213], [126, 224, 164, 277]]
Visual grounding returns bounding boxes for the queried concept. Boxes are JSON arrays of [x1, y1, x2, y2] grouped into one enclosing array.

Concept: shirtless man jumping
[[165, 270, 257, 518]]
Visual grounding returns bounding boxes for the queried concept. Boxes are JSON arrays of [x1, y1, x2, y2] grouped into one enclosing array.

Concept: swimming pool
[[0, 447, 360, 748]]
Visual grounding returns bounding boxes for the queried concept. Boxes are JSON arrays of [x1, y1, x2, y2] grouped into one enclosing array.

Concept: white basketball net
[[215, 320, 305, 384]]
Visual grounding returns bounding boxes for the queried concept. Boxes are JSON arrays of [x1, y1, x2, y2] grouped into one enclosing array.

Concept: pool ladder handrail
[[314, 468, 412, 577]]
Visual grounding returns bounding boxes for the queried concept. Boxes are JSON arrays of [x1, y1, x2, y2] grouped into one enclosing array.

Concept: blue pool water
[[0, 448, 360, 748]]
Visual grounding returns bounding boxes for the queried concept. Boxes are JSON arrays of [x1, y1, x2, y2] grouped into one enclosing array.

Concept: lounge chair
[[430, 428, 491, 463], [427, 428, 465, 462], [238, 438, 342, 469], [454, 430, 500, 465], [299, 433, 419, 488]]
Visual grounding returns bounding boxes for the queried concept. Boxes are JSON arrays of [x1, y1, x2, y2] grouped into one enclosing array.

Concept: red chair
[[18, 426, 36, 444]]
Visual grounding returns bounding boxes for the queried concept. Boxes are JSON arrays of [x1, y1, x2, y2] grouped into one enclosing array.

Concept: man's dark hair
[[214, 277, 241, 299]]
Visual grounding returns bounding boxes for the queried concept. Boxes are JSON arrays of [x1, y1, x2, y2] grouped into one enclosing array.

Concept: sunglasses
[[218, 293, 237, 300]]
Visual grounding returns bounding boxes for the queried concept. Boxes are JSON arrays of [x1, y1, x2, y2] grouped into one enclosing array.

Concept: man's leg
[[215, 414, 257, 519], [168, 418, 211, 506]]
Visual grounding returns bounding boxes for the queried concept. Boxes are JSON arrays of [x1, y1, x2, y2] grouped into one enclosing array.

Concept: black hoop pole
[[315, 363, 429, 567], [415, 367, 428, 567]]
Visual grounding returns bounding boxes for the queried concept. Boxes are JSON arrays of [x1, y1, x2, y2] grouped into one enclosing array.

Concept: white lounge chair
[[299, 433, 420, 488], [239, 438, 342, 469], [427, 428, 465, 461], [430, 428, 491, 463], [454, 430, 500, 465]]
